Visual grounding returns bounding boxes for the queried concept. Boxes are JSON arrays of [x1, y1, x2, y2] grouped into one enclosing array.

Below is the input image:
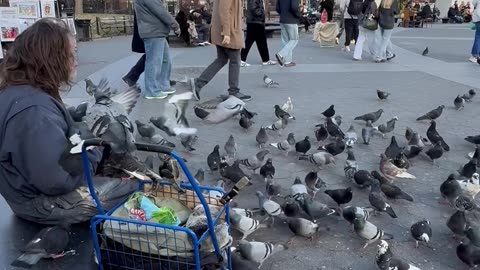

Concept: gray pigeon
[[344, 125, 358, 147], [150, 92, 197, 136], [422, 46, 429, 56], [354, 109, 384, 123], [135, 120, 156, 139], [66, 102, 88, 122], [256, 127, 269, 148], [269, 133, 296, 155], [344, 150, 359, 182], [362, 120, 374, 145], [263, 74, 279, 87], [274, 105, 295, 120], [180, 134, 198, 152], [375, 117, 398, 138], [224, 135, 237, 160], [266, 175, 282, 199], [150, 133, 176, 147], [454, 95, 465, 110], [287, 218, 320, 240], [237, 240, 286, 269], [462, 89, 477, 102], [230, 211, 266, 240], [207, 145, 221, 172], [256, 191, 283, 225], [354, 217, 393, 248], [290, 177, 308, 198], [299, 151, 335, 167], [297, 193, 336, 221], [193, 95, 245, 123], [369, 180, 398, 218], [304, 170, 326, 197], [377, 89, 391, 100], [11, 222, 70, 268], [416, 106, 444, 121], [264, 117, 288, 134], [240, 150, 270, 172]]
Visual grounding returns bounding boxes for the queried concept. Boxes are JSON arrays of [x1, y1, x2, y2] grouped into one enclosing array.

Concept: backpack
[[348, 0, 364, 16]]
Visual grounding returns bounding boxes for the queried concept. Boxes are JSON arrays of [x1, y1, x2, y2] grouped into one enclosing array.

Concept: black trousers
[[240, 23, 270, 62], [344, 18, 359, 46], [124, 54, 145, 84]]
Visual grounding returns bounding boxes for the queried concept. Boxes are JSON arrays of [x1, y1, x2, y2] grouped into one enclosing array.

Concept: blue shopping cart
[[81, 139, 232, 270]]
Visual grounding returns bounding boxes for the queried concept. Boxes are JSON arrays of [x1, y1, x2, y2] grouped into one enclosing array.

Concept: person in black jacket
[[240, 0, 277, 66], [319, 0, 335, 21], [275, 0, 301, 67]]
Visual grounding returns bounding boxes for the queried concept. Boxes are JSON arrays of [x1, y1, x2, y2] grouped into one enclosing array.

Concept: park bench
[[96, 16, 134, 37]]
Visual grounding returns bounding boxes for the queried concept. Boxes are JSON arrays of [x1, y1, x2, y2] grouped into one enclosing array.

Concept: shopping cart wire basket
[[81, 139, 232, 270]]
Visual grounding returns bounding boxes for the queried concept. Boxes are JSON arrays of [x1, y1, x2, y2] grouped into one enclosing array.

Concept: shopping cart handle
[[83, 138, 111, 148], [135, 143, 172, 155]]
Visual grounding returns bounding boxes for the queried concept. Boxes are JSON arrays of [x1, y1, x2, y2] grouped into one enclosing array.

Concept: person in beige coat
[[190, 0, 251, 101]]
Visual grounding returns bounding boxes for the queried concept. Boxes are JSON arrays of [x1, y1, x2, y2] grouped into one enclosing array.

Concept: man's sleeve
[[276, 0, 281, 14], [9, 106, 100, 196], [291, 0, 302, 18], [218, 0, 233, 36], [144, 0, 178, 27]]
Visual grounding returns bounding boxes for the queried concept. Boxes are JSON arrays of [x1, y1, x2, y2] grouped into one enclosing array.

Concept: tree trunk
[[75, 0, 83, 14]]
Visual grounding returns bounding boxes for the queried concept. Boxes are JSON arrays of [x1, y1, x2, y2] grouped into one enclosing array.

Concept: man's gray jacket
[[134, 0, 179, 39]]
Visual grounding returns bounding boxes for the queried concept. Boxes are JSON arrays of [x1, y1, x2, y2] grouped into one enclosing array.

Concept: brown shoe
[[284, 62, 296, 67]]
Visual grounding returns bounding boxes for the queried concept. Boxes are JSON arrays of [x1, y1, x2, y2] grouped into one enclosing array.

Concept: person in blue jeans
[[470, 0, 480, 63], [135, 0, 180, 99], [276, 0, 301, 67]]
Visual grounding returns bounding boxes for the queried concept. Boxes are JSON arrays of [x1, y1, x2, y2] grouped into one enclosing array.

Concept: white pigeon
[[281, 97, 293, 113], [263, 74, 279, 87]]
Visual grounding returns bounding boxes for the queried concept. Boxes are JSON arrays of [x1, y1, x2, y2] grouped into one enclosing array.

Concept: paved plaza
[[1, 24, 480, 270]]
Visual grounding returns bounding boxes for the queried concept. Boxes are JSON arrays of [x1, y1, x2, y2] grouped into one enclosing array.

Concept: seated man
[[417, 2, 432, 19], [0, 19, 138, 225], [448, 5, 465, 23], [193, 5, 211, 45]]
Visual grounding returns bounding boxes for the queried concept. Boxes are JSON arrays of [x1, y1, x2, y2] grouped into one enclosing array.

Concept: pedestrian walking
[[135, 0, 180, 99], [469, 0, 480, 63], [373, 0, 399, 63], [340, 0, 363, 52], [275, 0, 301, 67], [353, 0, 377, 60], [241, 0, 277, 67], [189, 0, 252, 101], [122, 12, 146, 87]]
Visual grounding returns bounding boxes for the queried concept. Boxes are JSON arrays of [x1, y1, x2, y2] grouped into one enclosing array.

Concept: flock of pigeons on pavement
[[14, 75, 480, 269]]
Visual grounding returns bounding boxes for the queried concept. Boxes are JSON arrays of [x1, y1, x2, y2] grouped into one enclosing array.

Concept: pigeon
[[150, 133, 176, 147], [375, 117, 398, 138], [296, 193, 336, 221], [239, 114, 255, 130], [342, 206, 373, 225], [295, 136, 311, 154], [354, 170, 375, 188], [457, 240, 480, 268], [422, 46, 429, 56], [304, 170, 326, 197], [266, 175, 282, 199], [263, 74, 279, 87], [354, 217, 393, 248], [468, 146, 480, 164], [207, 145, 221, 172], [224, 135, 237, 160], [299, 151, 336, 167], [264, 117, 288, 133], [194, 95, 245, 123], [424, 141, 444, 164], [354, 109, 384, 123], [385, 136, 403, 160], [380, 154, 416, 180], [376, 240, 421, 270], [158, 157, 185, 193], [447, 210, 468, 238], [362, 120, 375, 145], [372, 170, 414, 201], [256, 127, 269, 148], [281, 97, 293, 113], [260, 158, 275, 180], [440, 174, 463, 204], [465, 135, 480, 145], [405, 127, 415, 142], [11, 222, 70, 268], [392, 152, 410, 170], [149, 93, 197, 137], [66, 102, 88, 122], [466, 227, 480, 247], [369, 180, 398, 218], [269, 133, 295, 155], [314, 124, 329, 142], [458, 173, 480, 198], [240, 150, 270, 172], [462, 89, 477, 102], [231, 252, 258, 269], [454, 194, 479, 212], [333, 115, 343, 126], [408, 132, 428, 148], [287, 218, 320, 240], [274, 105, 295, 120], [326, 117, 344, 138], [404, 145, 423, 160], [290, 177, 308, 198], [377, 89, 390, 100], [135, 120, 156, 139], [283, 195, 301, 217], [180, 134, 198, 152], [230, 211, 266, 240], [256, 191, 283, 225], [410, 220, 432, 248], [459, 158, 477, 178], [231, 207, 255, 219], [321, 104, 335, 118], [344, 125, 358, 147], [344, 150, 359, 182], [220, 159, 248, 183], [318, 137, 345, 156], [237, 240, 286, 269], [324, 187, 353, 206], [193, 168, 204, 185], [416, 105, 445, 121], [454, 95, 465, 110], [426, 120, 450, 152]]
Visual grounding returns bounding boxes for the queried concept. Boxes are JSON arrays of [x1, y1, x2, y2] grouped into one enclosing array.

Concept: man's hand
[[222, 35, 230, 45]]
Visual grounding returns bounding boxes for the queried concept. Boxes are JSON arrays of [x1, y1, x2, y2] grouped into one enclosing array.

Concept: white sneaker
[[262, 60, 277, 65], [342, 46, 350, 52], [240, 61, 251, 67], [469, 56, 478, 63], [203, 41, 211, 45]]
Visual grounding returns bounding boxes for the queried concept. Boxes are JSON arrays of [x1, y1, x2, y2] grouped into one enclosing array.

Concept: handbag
[[362, 14, 378, 30]]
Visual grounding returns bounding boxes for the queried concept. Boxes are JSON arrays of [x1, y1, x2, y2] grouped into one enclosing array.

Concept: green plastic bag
[[151, 207, 180, 225]]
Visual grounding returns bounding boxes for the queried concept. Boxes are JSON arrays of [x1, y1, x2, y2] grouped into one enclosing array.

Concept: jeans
[[374, 27, 394, 61], [196, 46, 240, 94], [344, 18, 359, 46], [278, 23, 299, 63], [241, 23, 271, 62], [196, 24, 210, 42], [143, 37, 172, 96], [124, 54, 145, 84], [472, 22, 480, 57], [353, 28, 377, 59]]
